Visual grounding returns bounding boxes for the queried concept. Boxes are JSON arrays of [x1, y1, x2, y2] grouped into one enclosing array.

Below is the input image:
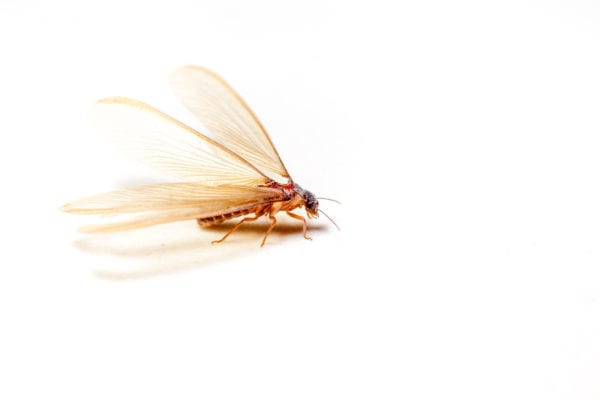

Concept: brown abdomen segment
[[197, 208, 255, 227]]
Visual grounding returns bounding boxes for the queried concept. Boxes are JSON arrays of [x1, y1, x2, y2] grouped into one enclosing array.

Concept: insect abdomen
[[197, 207, 256, 227]]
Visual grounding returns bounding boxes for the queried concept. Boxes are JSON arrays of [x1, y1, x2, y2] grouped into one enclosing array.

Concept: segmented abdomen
[[197, 207, 257, 226]]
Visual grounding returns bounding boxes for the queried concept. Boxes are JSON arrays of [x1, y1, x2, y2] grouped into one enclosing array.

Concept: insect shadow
[[74, 219, 326, 280]]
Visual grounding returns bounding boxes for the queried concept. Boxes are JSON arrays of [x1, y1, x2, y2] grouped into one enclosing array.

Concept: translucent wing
[[169, 66, 290, 182], [61, 182, 284, 233], [80, 209, 215, 233], [92, 97, 269, 186]]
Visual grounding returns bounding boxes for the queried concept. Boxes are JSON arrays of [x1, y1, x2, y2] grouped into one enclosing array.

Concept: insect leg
[[286, 212, 312, 241], [260, 215, 277, 247], [211, 215, 260, 244]]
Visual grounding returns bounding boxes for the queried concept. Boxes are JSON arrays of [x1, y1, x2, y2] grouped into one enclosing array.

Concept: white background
[[1, 0, 600, 398]]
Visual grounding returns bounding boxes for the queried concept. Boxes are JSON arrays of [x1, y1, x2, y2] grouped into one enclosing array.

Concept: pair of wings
[[62, 66, 292, 232]]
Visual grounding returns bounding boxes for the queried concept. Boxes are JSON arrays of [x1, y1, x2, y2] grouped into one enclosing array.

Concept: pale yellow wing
[[61, 182, 284, 233], [92, 97, 269, 186], [169, 66, 290, 182], [79, 209, 215, 233]]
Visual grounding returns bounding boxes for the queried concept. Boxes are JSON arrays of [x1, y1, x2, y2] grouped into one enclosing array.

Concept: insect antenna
[[319, 209, 340, 231], [316, 197, 341, 205]]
